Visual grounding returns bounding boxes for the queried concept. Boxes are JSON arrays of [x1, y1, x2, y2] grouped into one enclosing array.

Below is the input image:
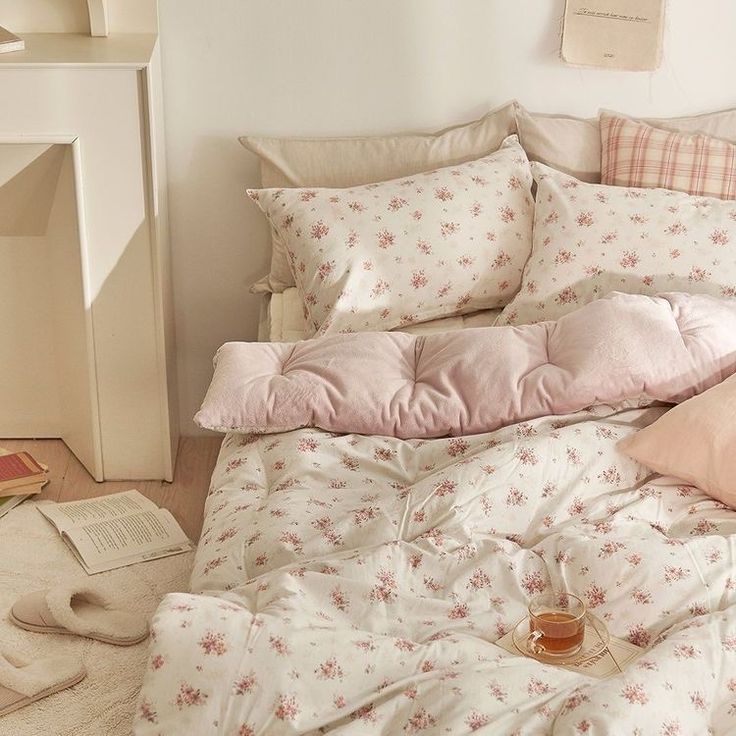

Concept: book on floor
[[37, 489, 193, 575], [0, 451, 48, 497], [0, 494, 32, 519], [0, 26, 24, 53]]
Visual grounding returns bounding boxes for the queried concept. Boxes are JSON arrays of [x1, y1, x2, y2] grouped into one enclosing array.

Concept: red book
[[0, 452, 47, 495]]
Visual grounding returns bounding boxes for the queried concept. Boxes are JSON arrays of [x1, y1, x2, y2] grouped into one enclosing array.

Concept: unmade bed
[[134, 100, 736, 734], [135, 293, 736, 735]]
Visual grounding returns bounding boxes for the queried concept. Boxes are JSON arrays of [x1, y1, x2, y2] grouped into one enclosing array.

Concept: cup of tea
[[527, 591, 586, 658]]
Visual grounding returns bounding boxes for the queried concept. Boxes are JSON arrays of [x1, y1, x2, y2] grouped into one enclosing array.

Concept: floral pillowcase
[[248, 136, 534, 335], [496, 162, 736, 326]]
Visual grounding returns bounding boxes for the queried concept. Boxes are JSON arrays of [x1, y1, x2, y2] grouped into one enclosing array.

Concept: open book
[[37, 490, 192, 575]]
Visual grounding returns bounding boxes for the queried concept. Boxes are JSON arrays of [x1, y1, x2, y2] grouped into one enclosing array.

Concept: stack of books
[[0, 451, 49, 518]]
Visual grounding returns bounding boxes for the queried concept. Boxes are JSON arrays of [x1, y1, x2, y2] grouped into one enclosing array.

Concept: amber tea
[[527, 592, 586, 657]]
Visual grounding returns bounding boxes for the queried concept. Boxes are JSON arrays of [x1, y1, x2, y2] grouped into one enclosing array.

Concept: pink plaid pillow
[[601, 112, 736, 200]]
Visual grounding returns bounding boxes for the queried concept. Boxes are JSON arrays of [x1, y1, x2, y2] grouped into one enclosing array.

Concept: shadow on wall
[[0, 145, 66, 236], [167, 133, 268, 428], [0, 142, 175, 481], [532, 0, 567, 65]]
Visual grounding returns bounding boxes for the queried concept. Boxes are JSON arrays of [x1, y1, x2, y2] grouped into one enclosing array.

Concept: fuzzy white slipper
[[0, 649, 85, 717], [9, 586, 148, 646]]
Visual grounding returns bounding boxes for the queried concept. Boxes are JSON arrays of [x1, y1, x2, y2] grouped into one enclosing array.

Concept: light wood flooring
[[1, 437, 222, 541]]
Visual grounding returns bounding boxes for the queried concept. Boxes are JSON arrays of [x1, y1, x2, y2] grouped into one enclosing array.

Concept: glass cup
[[527, 591, 586, 658]]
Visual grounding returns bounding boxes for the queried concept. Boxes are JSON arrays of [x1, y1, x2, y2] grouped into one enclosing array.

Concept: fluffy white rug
[[0, 502, 193, 735]]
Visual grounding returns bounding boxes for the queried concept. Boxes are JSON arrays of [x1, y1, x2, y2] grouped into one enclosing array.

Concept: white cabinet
[[0, 33, 178, 480]]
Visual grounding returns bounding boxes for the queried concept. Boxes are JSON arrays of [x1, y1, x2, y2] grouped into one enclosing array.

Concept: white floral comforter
[[135, 406, 736, 735]]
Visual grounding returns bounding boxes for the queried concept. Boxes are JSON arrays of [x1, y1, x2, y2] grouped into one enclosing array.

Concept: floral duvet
[[135, 403, 736, 735]]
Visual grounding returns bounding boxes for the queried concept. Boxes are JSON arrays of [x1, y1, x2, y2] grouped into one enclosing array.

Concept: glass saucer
[[511, 612, 611, 666]]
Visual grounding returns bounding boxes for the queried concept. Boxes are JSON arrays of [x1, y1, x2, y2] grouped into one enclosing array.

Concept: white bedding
[[261, 287, 504, 342], [136, 403, 736, 734]]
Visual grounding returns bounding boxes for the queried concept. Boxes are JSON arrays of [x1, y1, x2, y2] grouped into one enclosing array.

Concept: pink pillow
[[619, 374, 736, 507]]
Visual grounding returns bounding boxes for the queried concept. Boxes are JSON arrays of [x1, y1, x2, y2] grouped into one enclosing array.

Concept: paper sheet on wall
[[561, 0, 665, 71]]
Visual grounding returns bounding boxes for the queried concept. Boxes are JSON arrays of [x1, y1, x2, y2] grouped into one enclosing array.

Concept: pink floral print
[[249, 137, 534, 335], [136, 403, 736, 735], [498, 162, 736, 325]]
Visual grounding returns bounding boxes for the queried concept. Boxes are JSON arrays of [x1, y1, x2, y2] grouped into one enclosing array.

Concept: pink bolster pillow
[[195, 292, 736, 438]]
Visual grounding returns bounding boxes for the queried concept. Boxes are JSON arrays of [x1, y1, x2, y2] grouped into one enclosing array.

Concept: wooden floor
[[1, 437, 223, 541]]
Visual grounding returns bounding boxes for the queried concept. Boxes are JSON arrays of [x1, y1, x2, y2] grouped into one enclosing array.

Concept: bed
[[134, 103, 736, 734], [135, 293, 736, 735]]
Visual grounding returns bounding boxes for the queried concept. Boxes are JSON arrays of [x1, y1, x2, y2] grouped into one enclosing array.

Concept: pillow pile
[[244, 101, 736, 336], [515, 104, 736, 184], [248, 136, 534, 335], [244, 102, 736, 505]]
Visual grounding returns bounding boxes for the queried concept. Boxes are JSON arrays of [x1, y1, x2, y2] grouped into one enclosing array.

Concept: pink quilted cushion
[[195, 292, 736, 438], [619, 373, 736, 507]]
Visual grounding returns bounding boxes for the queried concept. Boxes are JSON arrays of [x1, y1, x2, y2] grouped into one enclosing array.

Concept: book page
[[0, 493, 30, 519], [37, 489, 157, 533], [495, 626, 643, 678], [561, 0, 665, 71], [62, 508, 191, 574]]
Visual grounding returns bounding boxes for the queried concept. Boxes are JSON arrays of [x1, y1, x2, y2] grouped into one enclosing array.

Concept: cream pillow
[[497, 162, 736, 326], [515, 104, 736, 184], [248, 136, 534, 336], [515, 109, 601, 182], [619, 373, 736, 507], [242, 101, 518, 293]]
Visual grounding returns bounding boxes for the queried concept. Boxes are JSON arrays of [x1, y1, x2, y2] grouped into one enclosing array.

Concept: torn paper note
[[562, 0, 665, 71]]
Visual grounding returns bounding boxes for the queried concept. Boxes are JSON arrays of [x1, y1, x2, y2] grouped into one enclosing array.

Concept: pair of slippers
[[0, 586, 148, 717]]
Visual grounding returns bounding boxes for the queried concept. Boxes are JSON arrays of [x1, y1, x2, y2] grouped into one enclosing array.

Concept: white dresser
[[0, 25, 178, 480]]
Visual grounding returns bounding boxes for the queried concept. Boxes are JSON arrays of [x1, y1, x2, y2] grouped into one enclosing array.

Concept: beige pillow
[[515, 104, 736, 184], [619, 373, 736, 508], [242, 101, 518, 293], [515, 109, 601, 182]]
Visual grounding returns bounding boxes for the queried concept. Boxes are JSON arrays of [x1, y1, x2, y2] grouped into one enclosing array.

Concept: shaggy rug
[[0, 502, 193, 735]]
